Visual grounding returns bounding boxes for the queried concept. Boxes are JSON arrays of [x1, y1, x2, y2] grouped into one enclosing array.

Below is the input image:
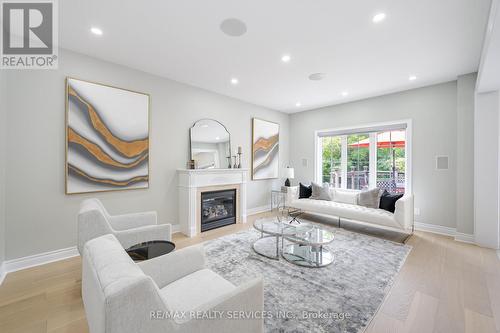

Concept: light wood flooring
[[0, 211, 499, 333]]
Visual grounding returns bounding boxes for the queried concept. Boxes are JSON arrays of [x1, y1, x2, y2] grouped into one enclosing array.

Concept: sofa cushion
[[160, 268, 235, 313], [311, 182, 332, 201], [290, 198, 402, 229], [333, 189, 358, 205], [357, 188, 381, 208], [299, 183, 312, 199], [379, 190, 404, 213]]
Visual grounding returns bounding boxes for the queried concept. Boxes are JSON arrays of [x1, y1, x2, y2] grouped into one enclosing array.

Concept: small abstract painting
[[252, 118, 279, 180], [66, 78, 150, 194]]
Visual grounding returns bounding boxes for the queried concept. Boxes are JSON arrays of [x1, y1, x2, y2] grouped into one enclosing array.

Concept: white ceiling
[[60, 0, 491, 113]]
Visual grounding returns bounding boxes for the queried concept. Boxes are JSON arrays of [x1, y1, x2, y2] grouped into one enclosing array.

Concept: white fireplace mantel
[[177, 168, 248, 237]]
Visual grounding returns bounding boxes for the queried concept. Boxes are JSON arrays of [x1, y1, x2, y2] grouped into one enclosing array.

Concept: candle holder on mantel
[[227, 156, 232, 169], [232, 155, 238, 169], [237, 146, 242, 168]]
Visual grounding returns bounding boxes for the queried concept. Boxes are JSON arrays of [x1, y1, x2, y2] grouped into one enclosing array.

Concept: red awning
[[348, 131, 405, 148]]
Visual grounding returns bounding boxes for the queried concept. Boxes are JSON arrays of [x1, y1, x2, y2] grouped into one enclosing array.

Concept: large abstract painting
[[66, 78, 150, 194], [252, 118, 279, 180]]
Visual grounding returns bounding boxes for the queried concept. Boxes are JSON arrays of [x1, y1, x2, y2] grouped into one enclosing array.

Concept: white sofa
[[286, 186, 414, 233], [82, 234, 264, 333], [77, 198, 172, 254]]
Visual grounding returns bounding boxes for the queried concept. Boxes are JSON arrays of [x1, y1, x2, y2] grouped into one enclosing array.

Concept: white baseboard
[[0, 262, 5, 285], [414, 222, 474, 244], [414, 222, 456, 236], [171, 224, 181, 234], [247, 205, 271, 215], [454, 232, 475, 244], [1, 246, 79, 285]]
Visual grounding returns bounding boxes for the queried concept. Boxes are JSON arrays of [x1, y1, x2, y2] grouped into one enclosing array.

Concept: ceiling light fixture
[[308, 73, 326, 81], [341, 91, 349, 97], [295, 102, 301, 107], [230, 78, 239, 85], [90, 27, 103, 36], [220, 18, 247, 37], [372, 13, 386, 23], [281, 54, 291, 63], [409, 75, 417, 81]]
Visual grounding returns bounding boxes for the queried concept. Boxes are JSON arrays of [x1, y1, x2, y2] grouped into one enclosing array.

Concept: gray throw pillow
[[357, 188, 381, 208], [310, 182, 332, 201]]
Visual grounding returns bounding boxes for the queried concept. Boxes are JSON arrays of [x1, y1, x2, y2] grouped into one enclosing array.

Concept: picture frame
[[252, 118, 280, 180], [65, 77, 150, 194]]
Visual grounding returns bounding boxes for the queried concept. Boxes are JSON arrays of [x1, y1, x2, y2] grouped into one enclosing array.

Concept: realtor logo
[[1, 0, 58, 69]]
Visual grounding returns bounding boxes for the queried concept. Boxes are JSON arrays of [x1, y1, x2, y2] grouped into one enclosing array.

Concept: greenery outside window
[[316, 123, 408, 194]]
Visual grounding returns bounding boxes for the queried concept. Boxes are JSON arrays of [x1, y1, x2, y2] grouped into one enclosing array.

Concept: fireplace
[[201, 189, 236, 232]]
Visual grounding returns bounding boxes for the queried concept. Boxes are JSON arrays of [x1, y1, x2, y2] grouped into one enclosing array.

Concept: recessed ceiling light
[[220, 18, 247, 37], [372, 13, 386, 23], [281, 54, 291, 63], [341, 91, 349, 97], [409, 75, 417, 81], [308, 73, 326, 81], [215, 136, 220, 140], [90, 27, 103, 36], [295, 102, 301, 107], [230, 78, 239, 85]]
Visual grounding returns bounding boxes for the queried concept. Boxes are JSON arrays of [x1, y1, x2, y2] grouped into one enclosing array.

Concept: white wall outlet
[[414, 208, 421, 216], [302, 158, 308, 167]]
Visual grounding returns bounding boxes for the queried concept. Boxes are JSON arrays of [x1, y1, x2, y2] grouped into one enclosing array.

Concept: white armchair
[[82, 234, 264, 333], [77, 198, 171, 254]]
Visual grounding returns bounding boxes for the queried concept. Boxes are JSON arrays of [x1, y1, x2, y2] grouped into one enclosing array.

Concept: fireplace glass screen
[[201, 189, 236, 232]]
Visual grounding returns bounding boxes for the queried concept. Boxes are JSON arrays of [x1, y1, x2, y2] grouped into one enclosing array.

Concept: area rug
[[204, 217, 411, 333]]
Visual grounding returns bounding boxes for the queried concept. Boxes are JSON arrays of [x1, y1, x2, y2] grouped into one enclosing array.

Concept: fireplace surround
[[177, 168, 248, 237]]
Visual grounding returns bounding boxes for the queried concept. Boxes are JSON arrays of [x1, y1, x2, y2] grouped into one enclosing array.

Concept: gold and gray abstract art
[[66, 78, 149, 194], [252, 118, 279, 180]]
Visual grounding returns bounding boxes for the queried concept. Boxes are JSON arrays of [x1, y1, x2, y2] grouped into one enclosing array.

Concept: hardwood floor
[[0, 212, 499, 333]]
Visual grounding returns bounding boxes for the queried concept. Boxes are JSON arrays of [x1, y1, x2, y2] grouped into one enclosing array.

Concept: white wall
[[474, 91, 500, 249], [456, 73, 476, 235], [474, 0, 500, 250], [3, 49, 289, 260], [0, 70, 6, 267], [290, 81, 470, 230]]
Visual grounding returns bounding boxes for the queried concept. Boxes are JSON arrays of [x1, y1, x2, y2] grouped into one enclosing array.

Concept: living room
[[1, 0, 500, 332]]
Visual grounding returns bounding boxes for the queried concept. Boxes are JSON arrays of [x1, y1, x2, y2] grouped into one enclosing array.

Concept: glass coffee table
[[282, 226, 334, 267], [253, 219, 311, 260]]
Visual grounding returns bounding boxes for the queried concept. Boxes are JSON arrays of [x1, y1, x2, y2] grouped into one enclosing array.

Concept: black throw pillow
[[299, 183, 312, 199], [379, 190, 404, 213]]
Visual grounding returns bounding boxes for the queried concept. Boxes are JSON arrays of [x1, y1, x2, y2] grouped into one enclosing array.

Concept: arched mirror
[[190, 119, 231, 169]]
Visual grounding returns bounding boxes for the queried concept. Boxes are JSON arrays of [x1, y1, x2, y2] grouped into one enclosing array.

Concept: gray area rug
[[204, 218, 411, 333]]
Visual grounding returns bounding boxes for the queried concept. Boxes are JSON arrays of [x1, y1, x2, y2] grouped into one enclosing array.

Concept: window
[[316, 122, 410, 194], [320, 136, 341, 185], [347, 134, 370, 190], [376, 130, 406, 194]]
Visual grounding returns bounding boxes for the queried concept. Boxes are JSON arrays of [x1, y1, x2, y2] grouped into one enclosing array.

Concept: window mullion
[[341, 136, 348, 189], [316, 137, 323, 183], [369, 133, 377, 189]]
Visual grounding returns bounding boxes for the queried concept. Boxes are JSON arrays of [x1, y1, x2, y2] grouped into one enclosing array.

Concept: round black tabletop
[[126, 240, 175, 261]]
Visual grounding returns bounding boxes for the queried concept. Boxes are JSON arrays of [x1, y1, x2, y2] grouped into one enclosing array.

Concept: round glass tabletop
[[282, 244, 334, 268], [253, 219, 311, 236], [284, 226, 335, 246]]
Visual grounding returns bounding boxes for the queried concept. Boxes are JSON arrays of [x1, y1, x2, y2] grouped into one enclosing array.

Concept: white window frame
[[314, 119, 413, 194]]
